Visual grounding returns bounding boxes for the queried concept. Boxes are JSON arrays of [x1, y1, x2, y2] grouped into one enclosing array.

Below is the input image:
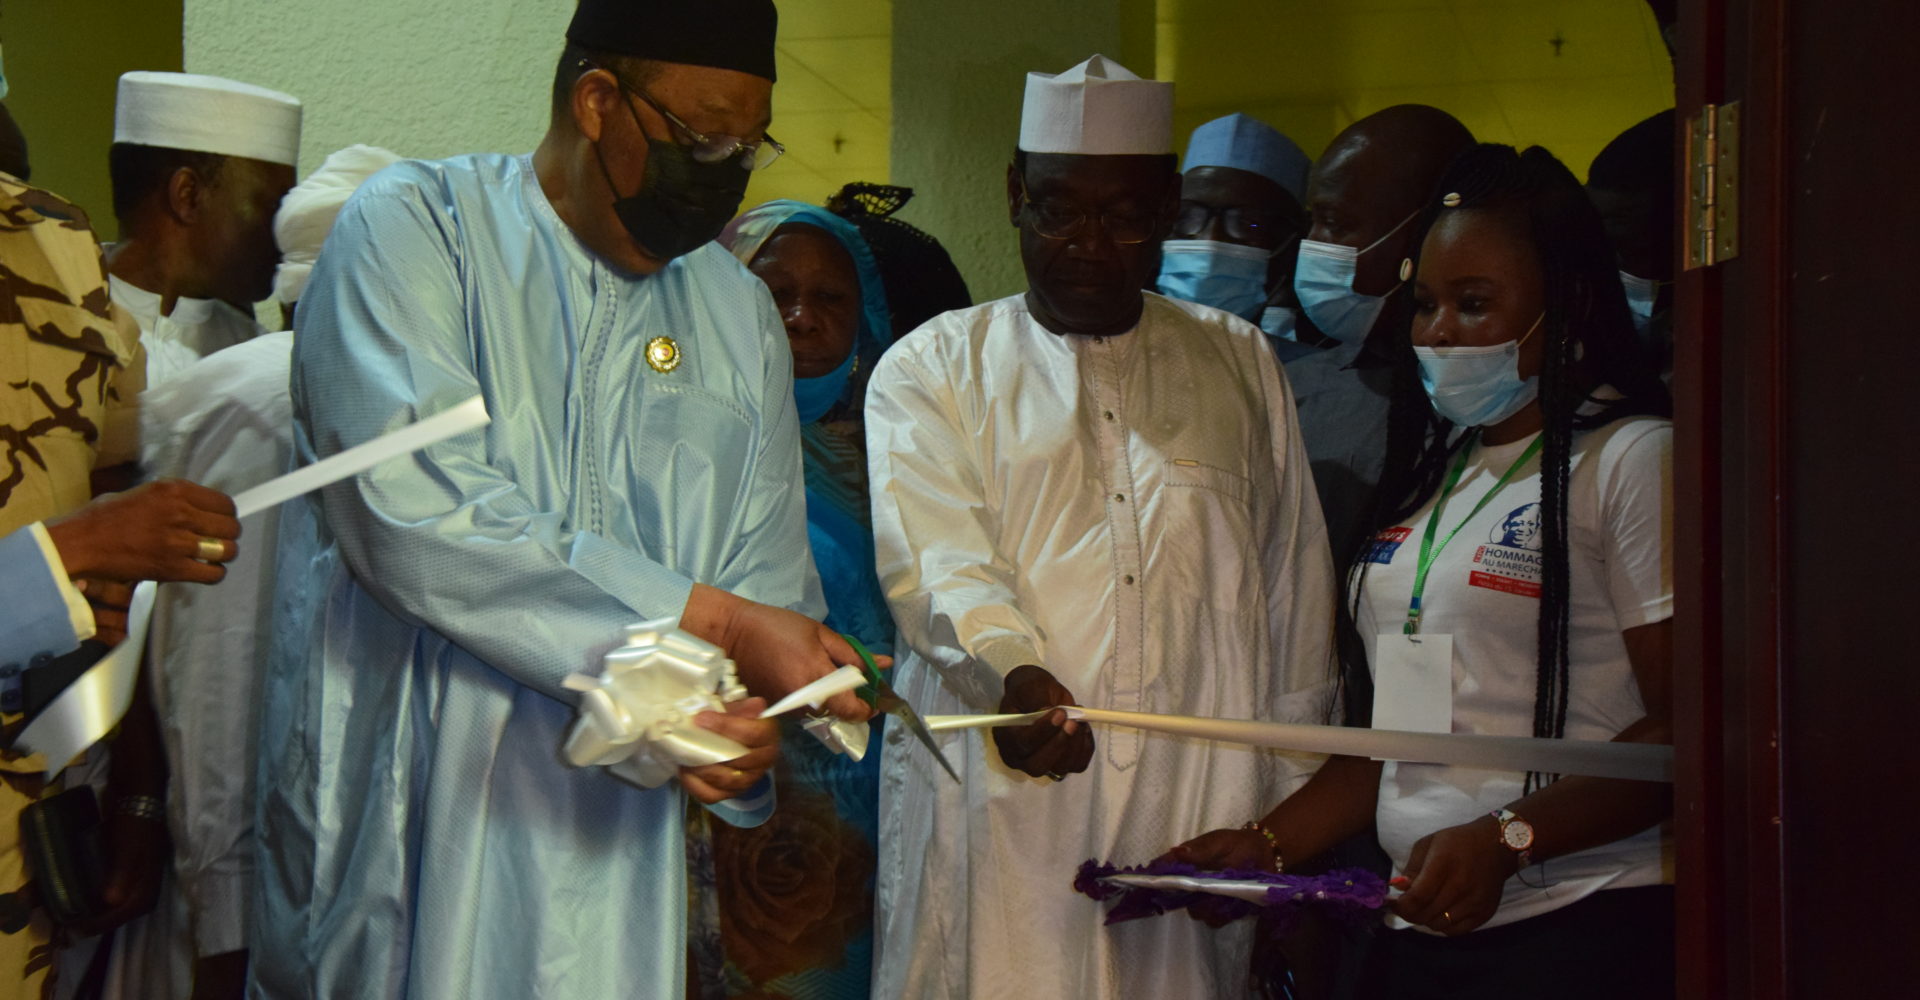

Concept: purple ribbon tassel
[[1074, 859, 1389, 936]]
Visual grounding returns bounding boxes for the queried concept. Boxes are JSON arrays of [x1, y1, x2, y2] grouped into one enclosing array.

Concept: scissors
[[843, 635, 962, 784]]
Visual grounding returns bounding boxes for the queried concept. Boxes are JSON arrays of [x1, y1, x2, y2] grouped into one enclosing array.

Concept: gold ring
[[196, 537, 227, 562], [730, 767, 745, 780], [1442, 910, 1452, 922]]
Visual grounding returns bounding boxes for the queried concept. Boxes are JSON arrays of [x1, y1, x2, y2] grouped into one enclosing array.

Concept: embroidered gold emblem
[[645, 336, 682, 373]]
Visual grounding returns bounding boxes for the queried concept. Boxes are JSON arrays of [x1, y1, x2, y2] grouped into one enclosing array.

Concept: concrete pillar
[[889, 0, 1157, 302]]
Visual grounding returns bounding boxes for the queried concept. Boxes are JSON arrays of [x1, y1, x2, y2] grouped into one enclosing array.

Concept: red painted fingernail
[[1389, 876, 1410, 889]]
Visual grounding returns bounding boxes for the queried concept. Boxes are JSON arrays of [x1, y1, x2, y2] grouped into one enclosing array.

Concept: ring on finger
[[195, 537, 227, 562], [730, 767, 744, 780], [1441, 910, 1452, 923]]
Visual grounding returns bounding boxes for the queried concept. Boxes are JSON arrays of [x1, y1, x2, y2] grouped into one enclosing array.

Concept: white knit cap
[[1018, 54, 1172, 156], [114, 71, 302, 166], [272, 144, 403, 305]]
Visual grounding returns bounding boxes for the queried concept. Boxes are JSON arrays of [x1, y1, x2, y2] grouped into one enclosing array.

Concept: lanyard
[[1404, 432, 1545, 634]]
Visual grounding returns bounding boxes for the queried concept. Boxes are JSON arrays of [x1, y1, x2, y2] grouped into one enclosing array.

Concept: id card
[[1370, 633, 1453, 736]]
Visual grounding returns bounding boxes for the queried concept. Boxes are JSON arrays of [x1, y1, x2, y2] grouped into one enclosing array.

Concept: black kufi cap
[[566, 0, 779, 82]]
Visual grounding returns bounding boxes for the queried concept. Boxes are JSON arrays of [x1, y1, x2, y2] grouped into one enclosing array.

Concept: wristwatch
[[1491, 808, 1535, 870]]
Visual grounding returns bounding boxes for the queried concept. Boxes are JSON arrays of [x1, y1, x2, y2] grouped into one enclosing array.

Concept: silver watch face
[[1502, 817, 1534, 851]]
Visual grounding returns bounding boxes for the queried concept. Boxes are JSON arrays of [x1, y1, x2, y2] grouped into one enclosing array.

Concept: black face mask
[[594, 125, 751, 262]]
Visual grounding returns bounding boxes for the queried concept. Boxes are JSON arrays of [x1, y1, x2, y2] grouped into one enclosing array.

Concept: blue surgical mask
[[1155, 239, 1273, 320], [1261, 306, 1321, 363], [1293, 210, 1418, 345], [1619, 270, 1659, 332], [1412, 315, 1543, 427], [793, 347, 857, 424], [1259, 305, 1298, 342]]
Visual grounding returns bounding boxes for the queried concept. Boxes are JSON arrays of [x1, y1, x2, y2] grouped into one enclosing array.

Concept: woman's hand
[[1160, 827, 1278, 873], [1157, 827, 1281, 927], [1389, 815, 1514, 935]]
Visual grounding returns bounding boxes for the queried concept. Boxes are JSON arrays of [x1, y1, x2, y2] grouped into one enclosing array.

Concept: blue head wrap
[[1183, 113, 1312, 203], [723, 200, 897, 656], [723, 200, 891, 423]]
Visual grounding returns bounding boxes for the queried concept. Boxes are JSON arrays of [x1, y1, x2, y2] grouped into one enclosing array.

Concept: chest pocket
[[1157, 457, 1260, 611], [616, 385, 757, 554]]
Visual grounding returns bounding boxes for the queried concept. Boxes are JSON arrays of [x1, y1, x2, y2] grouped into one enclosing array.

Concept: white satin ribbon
[[924, 706, 1672, 783], [16, 396, 492, 777], [759, 664, 865, 718], [230, 395, 490, 517], [1099, 873, 1283, 903], [562, 618, 751, 788], [759, 664, 873, 762]]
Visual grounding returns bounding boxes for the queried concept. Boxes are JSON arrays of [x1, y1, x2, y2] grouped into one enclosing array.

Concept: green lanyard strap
[[1404, 433, 1545, 634]]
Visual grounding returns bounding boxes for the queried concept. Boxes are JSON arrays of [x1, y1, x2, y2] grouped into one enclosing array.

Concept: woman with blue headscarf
[[688, 201, 893, 1000], [726, 201, 894, 655]]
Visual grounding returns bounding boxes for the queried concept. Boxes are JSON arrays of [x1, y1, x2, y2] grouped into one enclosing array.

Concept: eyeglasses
[[1018, 181, 1160, 245], [584, 61, 786, 171], [1170, 201, 1294, 245]]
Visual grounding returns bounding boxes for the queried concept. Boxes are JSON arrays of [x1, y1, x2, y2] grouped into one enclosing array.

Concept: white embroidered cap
[[1018, 54, 1172, 156], [114, 71, 302, 166]]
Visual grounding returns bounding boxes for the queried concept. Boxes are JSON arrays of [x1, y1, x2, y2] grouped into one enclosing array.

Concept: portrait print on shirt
[[1361, 499, 1544, 600], [1469, 501, 1544, 599]]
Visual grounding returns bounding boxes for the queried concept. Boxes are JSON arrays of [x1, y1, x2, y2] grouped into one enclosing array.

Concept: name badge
[[1370, 632, 1453, 738]]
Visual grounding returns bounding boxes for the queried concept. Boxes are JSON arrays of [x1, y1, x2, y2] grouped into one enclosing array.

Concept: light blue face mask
[[1293, 210, 1419, 345], [1412, 314, 1544, 427], [1154, 239, 1273, 321], [1260, 305, 1298, 342], [793, 346, 857, 424], [1619, 270, 1659, 332]]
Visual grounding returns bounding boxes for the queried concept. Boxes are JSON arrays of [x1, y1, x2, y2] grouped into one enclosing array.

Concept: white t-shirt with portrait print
[[1354, 412, 1673, 931]]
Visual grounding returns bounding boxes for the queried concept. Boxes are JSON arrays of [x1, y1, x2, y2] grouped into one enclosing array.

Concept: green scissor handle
[[841, 633, 962, 784], [841, 633, 883, 708]]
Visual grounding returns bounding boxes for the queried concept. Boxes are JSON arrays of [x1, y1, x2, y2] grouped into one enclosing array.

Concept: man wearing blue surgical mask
[[1286, 105, 1473, 579], [1587, 110, 1675, 383], [1269, 107, 1474, 1000], [1154, 113, 1312, 358]]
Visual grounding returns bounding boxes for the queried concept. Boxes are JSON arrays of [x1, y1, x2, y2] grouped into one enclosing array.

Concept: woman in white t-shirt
[[1164, 144, 1675, 998]]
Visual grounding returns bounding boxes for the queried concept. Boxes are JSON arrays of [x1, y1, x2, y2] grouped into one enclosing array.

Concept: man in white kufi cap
[[866, 55, 1336, 998], [104, 71, 301, 386], [98, 145, 400, 1000]]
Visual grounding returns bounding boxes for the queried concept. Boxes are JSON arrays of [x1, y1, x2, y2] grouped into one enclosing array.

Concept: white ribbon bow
[[562, 618, 750, 789]]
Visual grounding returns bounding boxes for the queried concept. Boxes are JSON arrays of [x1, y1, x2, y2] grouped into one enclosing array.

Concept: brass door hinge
[[1684, 101, 1741, 269]]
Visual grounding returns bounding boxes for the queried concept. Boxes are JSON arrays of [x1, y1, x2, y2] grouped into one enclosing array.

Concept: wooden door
[[1673, 1, 1920, 995]]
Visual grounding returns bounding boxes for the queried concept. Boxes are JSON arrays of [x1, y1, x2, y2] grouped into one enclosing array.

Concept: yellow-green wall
[[57, 0, 1669, 283], [6, 0, 185, 240], [1161, 0, 1674, 174]]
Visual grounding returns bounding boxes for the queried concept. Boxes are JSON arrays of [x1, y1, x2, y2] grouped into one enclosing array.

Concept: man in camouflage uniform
[[0, 168, 143, 996]]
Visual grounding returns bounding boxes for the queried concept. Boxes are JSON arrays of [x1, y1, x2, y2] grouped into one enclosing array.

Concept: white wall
[[184, 0, 575, 176]]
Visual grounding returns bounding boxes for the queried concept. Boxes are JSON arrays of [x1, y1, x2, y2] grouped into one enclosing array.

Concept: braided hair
[[827, 183, 974, 340], [1342, 145, 1670, 788]]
